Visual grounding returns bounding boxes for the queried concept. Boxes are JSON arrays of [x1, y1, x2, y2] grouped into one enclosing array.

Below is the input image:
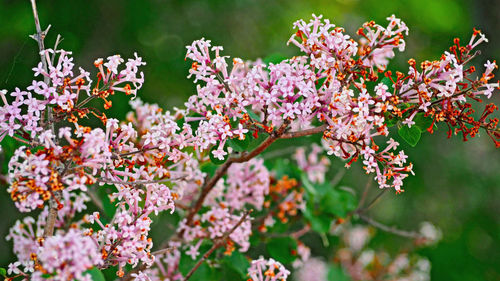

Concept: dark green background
[[0, 0, 499, 280]]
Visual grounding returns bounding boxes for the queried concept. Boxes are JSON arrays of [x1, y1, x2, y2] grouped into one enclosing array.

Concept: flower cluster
[[247, 257, 290, 281], [1, 10, 498, 281], [335, 224, 434, 281], [7, 228, 102, 281], [294, 144, 330, 184]]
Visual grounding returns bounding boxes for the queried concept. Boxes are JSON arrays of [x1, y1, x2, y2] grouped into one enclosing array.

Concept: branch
[[183, 210, 252, 281], [182, 122, 289, 229], [182, 160, 233, 228], [280, 124, 327, 139], [151, 246, 176, 256], [358, 213, 423, 239], [357, 178, 373, 209], [361, 188, 387, 212], [118, 146, 160, 157], [30, 0, 61, 239], [29, 0, 49, 72], [96, 176, 187, 186]]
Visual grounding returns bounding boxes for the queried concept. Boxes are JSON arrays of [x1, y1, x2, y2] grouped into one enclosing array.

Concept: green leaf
[[263, 53, 288, 65], [301, 173, 318, 197], [383, 112, 399, 128], [267, 237, 298, 264], [217, 264, 244, 281], [209, 145, 228, 165], [179, 252, 196, 276], [320, 188, 357, 218], [303, 206, 332, 234], [177, 113, 203, 132], [97, 187, 116, 219], [200, 161, 218, 176], [245, 108, 261, 123], [223, 251, 250, 278], [0, 268, 6, 277], [413, 113, 434, 132], [327, 264, 351, 281], [188, 263, 214, 281], [175, 117, 185, 129], [381, 77, 393, 90], [246, 131, 267, 151], [227, 136, 250, 152], [1, 136, 17, 174], [84, 267, 106, 281], [398, 125, 421, 147]]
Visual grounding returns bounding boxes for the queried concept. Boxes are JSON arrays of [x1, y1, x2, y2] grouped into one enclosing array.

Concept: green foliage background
[[0, 0, 499, 280]]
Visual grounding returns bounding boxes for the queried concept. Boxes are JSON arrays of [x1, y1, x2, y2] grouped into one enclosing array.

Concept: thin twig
[[119, 146, 160, 157], [262, 146, 297, 160], [96, 176, 187, 186], [358, 213, 422, 239], [362, 188, 387, 212], [30, 0, 61, 239], [357, 178, 373, 209], [151, 247, 176, 256]]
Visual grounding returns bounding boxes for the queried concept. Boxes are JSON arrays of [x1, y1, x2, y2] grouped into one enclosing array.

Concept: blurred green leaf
[[179, 252, 197, 276], [301, 173, 318, 197], [227, 136, 250, 152], [245, 108, 261, 123], [246, 131, 267, 151], [267, 237, 297, 264], [188, 263, 214, 281], [384, 112, 400, 128], [320, 188, 357, 218], [263, 53, 287, 64], [414, 113, 434, 132], [1, 137, 17, 174], [328, 264, 351, 281], [303, 205, 331, 234], [381, 76, 393, 90], [84, 267, 106, 281], [217, 264, 244, 281], [97, 187, 116, 219], [0, 268, 6, 277], [223, 251, 249, 278]]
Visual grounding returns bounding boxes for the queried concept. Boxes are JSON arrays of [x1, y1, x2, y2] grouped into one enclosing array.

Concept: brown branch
[[358, 213, 423, 239], [119, 146, 160, 157], [151, 246, 176, 256], [183, 210, 252, 281], [29, 0, 49, 73], [182, 122, 290, 229], [96, 176, 187, 186], [182, 160, 233, 228], [43, 207, 58, 237], [357, 178, 373, 209], [30, 0, 61, 239], [280, 124, 327, 139]]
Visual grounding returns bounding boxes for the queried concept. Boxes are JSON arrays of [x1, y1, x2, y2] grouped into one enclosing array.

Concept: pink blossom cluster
[[336, 224, 433, 281], [138, 241, 182, 281], [178, 159, 269, 260], [247, 257, 290, 281], [7, 228, 102, 281], [294, 144, 330, 184], [182, 15, 416, 191]]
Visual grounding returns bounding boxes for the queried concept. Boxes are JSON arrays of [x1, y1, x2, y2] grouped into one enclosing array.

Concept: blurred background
[[0, 0, 499, 280]]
